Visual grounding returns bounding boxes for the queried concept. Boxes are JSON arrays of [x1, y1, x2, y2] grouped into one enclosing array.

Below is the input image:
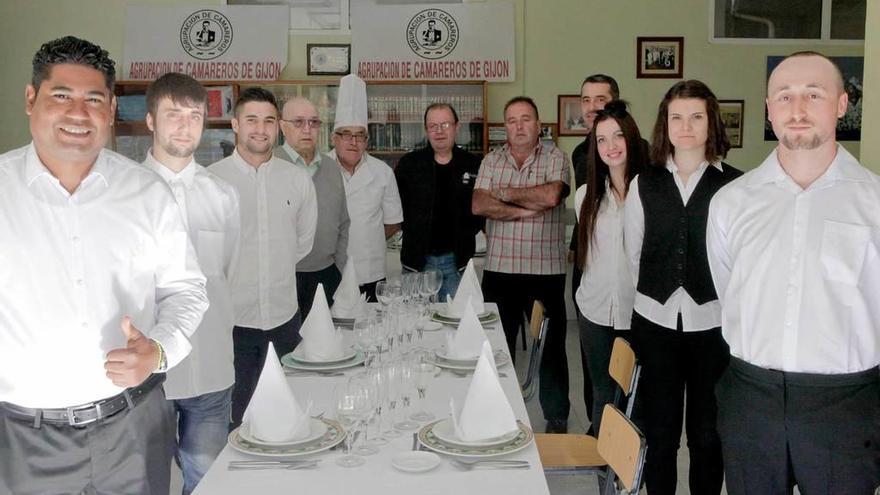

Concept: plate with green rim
[[228, 417, 344, 457], [417, 419, 533, 458]]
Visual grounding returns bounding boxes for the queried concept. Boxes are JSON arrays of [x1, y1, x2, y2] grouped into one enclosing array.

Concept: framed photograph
[[488, 122, 507, 150], [764, 55, 862, 141], [636, 36, 684, 79], [540, 123, 558, 144], [307, 43, 351, 76], [557, 95, 588, 136], [718, 100, 744, 149], [205, 85, 234, 121]]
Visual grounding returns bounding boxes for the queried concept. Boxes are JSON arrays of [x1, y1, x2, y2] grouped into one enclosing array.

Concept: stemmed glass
[[349, 373, 380, 456], [423, 269, 442, 305], [353, 313, 378, 368], [364, 366, 389, 447], [410, 351, 438, 422], [375, 280, 401, 314], [381, 363, 402, 438], [401, 273, 419, 305], [333, 381, 371, 467], [392, 358, 420, 431]]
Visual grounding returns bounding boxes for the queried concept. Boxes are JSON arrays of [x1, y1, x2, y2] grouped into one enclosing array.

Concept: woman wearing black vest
[[623, 80, 742, 495], [573, 101, 645, 435]]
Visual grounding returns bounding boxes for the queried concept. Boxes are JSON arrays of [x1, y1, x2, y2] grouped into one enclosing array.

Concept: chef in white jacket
[[329, 74, 403, 301]]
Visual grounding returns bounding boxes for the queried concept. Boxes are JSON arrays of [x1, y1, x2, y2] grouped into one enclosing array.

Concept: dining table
[[193, 302, 551, 495]]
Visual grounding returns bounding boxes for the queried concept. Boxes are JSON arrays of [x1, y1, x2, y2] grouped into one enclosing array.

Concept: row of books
[[367, 95, 483, 122], [366, 122, 484, 152]]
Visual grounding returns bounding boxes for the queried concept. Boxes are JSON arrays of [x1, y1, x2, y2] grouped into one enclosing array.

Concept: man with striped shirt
[[473, 96, 572, 433]]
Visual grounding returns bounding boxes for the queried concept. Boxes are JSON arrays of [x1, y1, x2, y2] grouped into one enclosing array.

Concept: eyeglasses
[[426, 121, 455, 132], [281, 118, 322, 129], [334, 132, 368, 144]]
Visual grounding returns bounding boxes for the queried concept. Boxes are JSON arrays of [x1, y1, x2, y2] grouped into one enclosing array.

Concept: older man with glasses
[[276, 97, 350, 318], [329, 75, 403, 301]]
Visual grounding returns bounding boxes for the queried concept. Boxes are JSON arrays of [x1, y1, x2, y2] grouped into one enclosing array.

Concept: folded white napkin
[[242, 343, 312, 442], [451, 340, 518, 441], [300, 284, 347, 360], [446, 259, 484, 318], [444, 298, 489, 360], [332, 260, 366, 318]]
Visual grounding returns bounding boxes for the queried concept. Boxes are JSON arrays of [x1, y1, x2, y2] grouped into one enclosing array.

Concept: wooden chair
[[536, 337, 643, 492], [519, 301, 548, 402], [536, 404, 646, 495]]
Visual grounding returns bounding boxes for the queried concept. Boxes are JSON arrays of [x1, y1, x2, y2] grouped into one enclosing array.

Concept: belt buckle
[[66, 402, 101, 426]]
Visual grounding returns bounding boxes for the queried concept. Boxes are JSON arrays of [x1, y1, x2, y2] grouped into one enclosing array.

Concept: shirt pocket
[[820, 220, 871, 286], [197, 230, 226, 276]]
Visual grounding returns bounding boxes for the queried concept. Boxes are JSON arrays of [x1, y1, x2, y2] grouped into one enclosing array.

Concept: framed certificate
[[307, 43, 351, 76]]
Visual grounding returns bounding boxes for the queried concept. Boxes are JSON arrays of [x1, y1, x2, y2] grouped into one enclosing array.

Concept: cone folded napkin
[[242, 343, 312, 442], [301, 284, 347, 360], [444, 298, 489, 360], [446, 259, 484, 318], [450, 341, 518, 441], [332, 260, 366, 319]]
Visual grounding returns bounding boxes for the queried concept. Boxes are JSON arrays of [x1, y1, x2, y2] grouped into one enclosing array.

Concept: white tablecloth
[[193, 303, 550, 495]]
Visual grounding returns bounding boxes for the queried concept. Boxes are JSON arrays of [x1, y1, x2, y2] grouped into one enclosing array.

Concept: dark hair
[[145, 72, 207, 118], [423, 102, 460, 126], [650, 80, 730, 165], [503, 96, 539, 120], [31, 36, 116, 92], [576, 100, 646, 271], [581, 74, 620, 100], [234, 87, 278, 117], [772, 50, 845, 92]]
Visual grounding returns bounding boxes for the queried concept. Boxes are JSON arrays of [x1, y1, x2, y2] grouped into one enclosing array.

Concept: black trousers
[[717, 357, 880, 495], [0, 382, 175, 495], [577, 314, 630, 435], [571, 263, 594, 424], [296, 264, 342, 319], [230, 313, 302, 428], [482, 271, 569, 421], [630, 312, 729, 495]]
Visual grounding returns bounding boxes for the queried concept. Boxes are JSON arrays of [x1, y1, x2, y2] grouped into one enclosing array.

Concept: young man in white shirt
[[209, 88, 317, 428], [143, 72, 240, 495], [0, 36, 207, 495], [707, 51, 880, 494]]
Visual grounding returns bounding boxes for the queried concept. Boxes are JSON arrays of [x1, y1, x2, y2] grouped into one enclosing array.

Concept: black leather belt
[[2, 374, 164, 427]]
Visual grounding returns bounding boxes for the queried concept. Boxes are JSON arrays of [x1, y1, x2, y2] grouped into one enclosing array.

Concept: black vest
[[636, 163, 742, 305]]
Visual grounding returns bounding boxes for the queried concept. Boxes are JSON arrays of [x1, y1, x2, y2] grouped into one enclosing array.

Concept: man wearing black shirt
[[395, 103, 484, 301]]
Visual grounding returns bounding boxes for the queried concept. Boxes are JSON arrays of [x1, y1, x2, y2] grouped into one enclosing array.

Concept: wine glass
[[349, 373, 380, 456], [392, 359, 419, 431], [334, 381, 370, 467], [353, 313, 378, 368], [423, 269, 443, 305], [375, 280, 401, 314], [410, 351, 438, 422], [381, 363, 402, 438], [364, 366, 389, 447], [401, 273, 418, 306]]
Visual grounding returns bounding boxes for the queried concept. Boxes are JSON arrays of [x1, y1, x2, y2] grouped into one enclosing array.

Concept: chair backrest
[[529, 300, 545, 340], [608, 337, 637, 395], [597, 404, 647, 493], [520, 301, 548, 401]]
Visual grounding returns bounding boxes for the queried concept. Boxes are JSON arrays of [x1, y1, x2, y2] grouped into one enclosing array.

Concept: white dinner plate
[[418, 419, 533, 458], [281, 350, 366, 371], [391, 451, 441, 473], [238, 417, 328, 447], [290, 346, 357, 365], [435, 310, 493, 320], [430, 418, 520, 448], [434, 349, 479, 365], [228, 418, 344, 458], [419, 320, 443, 331], [428, 350, 511, 371]]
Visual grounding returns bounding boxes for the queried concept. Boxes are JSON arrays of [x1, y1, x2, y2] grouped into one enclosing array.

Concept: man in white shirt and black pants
[[209, 88, 317, 429], [0, 37, 208, 495], [708, 51, 880, 494], [142, 73, 240, 495]]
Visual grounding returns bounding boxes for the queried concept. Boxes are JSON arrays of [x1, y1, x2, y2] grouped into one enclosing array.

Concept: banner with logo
[[351, 2, 515, 82], [123, 5, 289, 81]]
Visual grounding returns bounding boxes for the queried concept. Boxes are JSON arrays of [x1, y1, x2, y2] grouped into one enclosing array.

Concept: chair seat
[[536, 433, 606, 471]]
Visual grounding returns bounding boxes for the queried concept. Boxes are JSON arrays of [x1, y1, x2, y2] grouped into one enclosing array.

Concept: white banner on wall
[[351, 2, 515, 82], [123, 5, 289, 81]]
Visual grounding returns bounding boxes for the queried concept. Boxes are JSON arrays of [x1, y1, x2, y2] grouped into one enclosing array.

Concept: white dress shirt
[[574, 183, 634, 329], [624, 158, 724, 331], [329, 151, 403, 285], [209, 150, 317, 330], [0, 145, 207, 408], [144, 152, 240, 400], [708, 145, 880, 373], [282, 143, 320, 177]]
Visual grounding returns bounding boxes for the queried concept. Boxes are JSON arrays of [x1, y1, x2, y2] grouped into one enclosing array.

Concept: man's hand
[[104, 316, 159, 387]]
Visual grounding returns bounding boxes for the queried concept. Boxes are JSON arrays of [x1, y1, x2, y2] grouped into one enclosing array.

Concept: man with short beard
[[707, 51, 880, 494], [209, 88, 317, 429], [142, 72, 240, 495]]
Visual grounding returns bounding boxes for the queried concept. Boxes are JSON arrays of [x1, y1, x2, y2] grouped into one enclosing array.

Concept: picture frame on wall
[[718, 99, 744, 149], [541, 123, 558, 144], [636, 36, 684, 79], [488, 122, 507, 150], [307, 43, 351, 76], [205, 85, 235, 121], [557, 95, 588, 136]]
